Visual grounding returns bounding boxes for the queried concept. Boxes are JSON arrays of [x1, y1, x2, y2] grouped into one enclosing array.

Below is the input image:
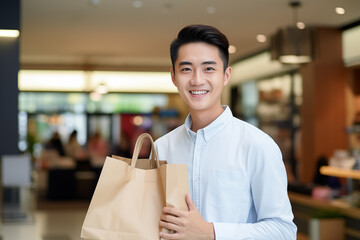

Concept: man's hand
[[159, 194, 215, 240]]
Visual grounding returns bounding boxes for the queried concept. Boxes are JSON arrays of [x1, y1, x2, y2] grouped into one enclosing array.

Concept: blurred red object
[[312, 186, 332, 201]]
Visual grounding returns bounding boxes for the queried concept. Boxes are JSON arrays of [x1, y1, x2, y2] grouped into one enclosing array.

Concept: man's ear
[[223, 67, 232, 86], [170, 67, 177, 86]]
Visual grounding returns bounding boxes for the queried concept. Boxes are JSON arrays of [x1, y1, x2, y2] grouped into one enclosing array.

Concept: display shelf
[[289, 192, 360, 220], [320, 166, 360, 180]]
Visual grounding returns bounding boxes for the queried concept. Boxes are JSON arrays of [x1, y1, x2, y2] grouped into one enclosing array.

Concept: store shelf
[[320, 166, 360, 180], [289, 191, 360, 220]]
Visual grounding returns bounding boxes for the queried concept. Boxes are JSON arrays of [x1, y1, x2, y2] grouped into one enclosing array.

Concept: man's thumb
[[185, 193, 195, 211]]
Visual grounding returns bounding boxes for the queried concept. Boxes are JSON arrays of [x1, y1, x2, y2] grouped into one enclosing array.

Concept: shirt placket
[[192, 130, 204, 210]]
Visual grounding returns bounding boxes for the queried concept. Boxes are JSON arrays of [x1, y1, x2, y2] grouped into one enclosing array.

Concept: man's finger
[[185, 193, 195, 211], [160, 230, 182, 240], [161, 214, 180, 224], [159, 220, 181, 233], [163, 207, 186, 217]]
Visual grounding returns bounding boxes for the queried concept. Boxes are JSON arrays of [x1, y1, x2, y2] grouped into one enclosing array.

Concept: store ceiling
[[20, 0, 360, 71]]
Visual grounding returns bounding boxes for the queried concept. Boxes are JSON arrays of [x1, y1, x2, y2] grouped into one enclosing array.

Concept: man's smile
[[190, 90, 209, 96]]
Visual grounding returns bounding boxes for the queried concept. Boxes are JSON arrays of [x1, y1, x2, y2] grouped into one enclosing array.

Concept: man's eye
[[181, 68, 191, 72], [205, 67, 215, 71]]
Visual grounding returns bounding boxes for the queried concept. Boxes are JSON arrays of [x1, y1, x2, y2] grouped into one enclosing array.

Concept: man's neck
[[189, 105, 224, 132]]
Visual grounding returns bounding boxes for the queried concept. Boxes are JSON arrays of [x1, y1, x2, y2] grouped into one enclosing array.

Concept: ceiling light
[[228, 45, 237, 54], [0, 29, 20, 38], [95, 82, 108, 94], [19, 70, 178, 93], [256, 34, 267, 43], [296, 22, 306, 29], [271, 27, 314, 64], [335, 7, 345, 15], [206, 6, 216, 14], [279, 55, 312, 64], [133, 1, 143, 8], [270, 1, 314, 64]]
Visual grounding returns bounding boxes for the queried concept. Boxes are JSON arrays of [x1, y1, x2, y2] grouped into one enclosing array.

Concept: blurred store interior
[[1, 0, 360, 239]]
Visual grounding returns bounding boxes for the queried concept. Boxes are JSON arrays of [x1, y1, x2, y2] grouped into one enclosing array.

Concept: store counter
[[289, 191, 360, 240], [36, 150, 102, 200]]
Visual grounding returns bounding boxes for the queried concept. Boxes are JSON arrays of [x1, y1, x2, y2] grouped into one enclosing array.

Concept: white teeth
[[191, 90, 208, 95]]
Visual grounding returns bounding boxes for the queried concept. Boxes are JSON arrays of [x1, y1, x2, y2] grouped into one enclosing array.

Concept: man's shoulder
[[229, 116, 276, 144], [230, 116, 262, 134], [155, 124, 186, 144]]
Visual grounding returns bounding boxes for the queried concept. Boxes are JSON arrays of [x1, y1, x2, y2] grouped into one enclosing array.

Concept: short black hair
[[170, 24, 229, 72]]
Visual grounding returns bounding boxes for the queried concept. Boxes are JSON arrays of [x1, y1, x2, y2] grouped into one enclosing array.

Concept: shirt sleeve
[[213, 136, 297, 240]]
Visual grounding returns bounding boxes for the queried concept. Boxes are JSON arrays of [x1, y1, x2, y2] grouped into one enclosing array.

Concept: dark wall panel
[[0, 0, 20, 155]]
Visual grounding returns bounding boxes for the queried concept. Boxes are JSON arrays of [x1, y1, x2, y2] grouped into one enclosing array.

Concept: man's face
[[171, 42, 231, 114]]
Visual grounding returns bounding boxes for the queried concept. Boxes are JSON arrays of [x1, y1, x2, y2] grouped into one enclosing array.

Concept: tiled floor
[[1, 200, 308, 240], [1, 201, 89, 240]]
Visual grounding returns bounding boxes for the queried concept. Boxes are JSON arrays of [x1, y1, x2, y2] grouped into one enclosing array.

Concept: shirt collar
[[185, 105, 233, 142]]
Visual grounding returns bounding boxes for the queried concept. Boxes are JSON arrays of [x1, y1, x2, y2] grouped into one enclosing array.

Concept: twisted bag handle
[[131, 133, 159, 169]]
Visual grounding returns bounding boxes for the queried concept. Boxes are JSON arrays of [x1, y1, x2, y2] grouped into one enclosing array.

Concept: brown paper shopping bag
[[160, 163, 189, 238], [81, 133, 189, 240]]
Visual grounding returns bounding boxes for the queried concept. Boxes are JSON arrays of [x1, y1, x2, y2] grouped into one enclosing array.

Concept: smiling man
[[155, 25, 297, 240]]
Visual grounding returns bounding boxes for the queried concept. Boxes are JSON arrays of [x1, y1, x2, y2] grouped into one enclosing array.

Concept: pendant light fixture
[[271, 1, 314, 64]]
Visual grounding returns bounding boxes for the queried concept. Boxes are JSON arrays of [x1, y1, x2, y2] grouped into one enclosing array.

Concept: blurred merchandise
[[329, 150, 356, 170]]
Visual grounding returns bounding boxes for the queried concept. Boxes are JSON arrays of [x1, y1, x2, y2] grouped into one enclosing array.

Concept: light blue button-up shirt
[[155, 106, 297, 239]]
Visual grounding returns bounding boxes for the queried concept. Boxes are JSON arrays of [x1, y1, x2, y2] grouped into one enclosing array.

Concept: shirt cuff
[[213, 222, 252, 240]]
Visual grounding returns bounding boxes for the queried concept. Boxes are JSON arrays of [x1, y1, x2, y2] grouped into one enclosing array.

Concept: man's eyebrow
[[202, 61, 217, 65], [178, 61, 217, 66], [179, 61, 192, 66]]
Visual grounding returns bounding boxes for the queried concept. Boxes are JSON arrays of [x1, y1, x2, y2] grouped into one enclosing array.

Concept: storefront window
[[18, 92, 169, 154]]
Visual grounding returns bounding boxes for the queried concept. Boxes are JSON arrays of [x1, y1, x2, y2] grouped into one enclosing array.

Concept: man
[[155, 24, 297, 240]]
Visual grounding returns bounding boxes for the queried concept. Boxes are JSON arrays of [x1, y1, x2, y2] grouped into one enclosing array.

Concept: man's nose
[[190, 70, 205, 85]]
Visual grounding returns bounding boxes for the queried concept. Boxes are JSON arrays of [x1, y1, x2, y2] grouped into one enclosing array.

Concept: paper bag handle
[[131, 133, 159, 169]]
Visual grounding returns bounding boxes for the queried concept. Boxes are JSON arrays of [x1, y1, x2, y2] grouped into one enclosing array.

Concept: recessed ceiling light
[[256, 34, 267, 43], [297, 22, 306, 29], [133, 0, 143, 8], [228, 45, 237, 54], [206, 6, 216, 14], [335, 7, 345, 15]]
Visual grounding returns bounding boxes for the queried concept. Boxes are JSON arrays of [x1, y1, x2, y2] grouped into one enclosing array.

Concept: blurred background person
[[44, 131, 65, 157], [65, 130, 89, 161], [87, 130, 109, 166]]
